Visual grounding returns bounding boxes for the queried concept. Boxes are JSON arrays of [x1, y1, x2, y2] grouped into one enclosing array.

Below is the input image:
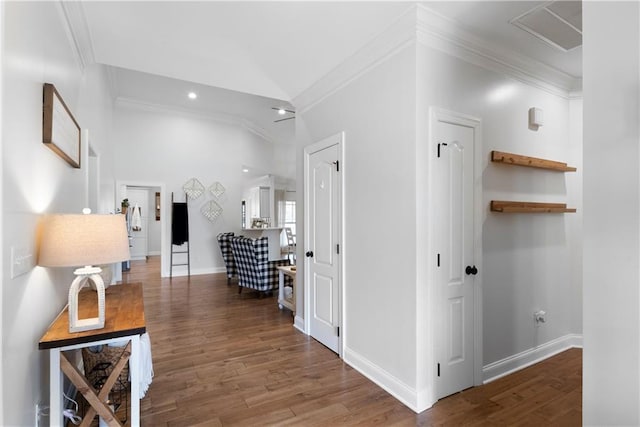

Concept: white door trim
[[303, 132, 344, 357], [0, 2, 5, 421], [116, 180, 167, 276], [86, 143, 101, 214], [429, 107, 483, 389]]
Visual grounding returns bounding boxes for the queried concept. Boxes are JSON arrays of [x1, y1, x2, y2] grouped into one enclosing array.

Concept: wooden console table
[[39, 283, 146, 427]]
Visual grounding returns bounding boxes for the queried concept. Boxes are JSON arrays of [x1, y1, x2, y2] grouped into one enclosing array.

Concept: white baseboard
[[161, 267, 226, 278], [293, 315, 306, 333], [147, 251, 161, 256], [483, 333, 583, 384], [343, 346, 421, 413]]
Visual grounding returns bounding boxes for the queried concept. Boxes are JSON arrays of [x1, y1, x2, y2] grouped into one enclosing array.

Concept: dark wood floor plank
[[127, 257, 581, 426]]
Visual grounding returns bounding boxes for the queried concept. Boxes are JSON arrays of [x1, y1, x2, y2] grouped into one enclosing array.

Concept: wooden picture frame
[[43, 83, 81, 168]]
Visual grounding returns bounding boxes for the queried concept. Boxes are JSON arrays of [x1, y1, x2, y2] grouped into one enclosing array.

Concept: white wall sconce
[[528, 107, 544, 131]]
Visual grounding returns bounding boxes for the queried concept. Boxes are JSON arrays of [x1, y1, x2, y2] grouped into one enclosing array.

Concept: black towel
[[172, 202, 189, 245]]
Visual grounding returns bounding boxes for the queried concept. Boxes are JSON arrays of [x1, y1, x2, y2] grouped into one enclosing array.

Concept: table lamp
[[38, 213, 130, 333]]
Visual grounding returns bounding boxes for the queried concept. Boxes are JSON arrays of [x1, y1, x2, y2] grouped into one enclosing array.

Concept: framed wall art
[[43, 83, 81, 168]]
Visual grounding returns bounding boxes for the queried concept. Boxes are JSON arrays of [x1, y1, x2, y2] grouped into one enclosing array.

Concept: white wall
[[298, 46, 419, 399], [416, 44, 581, 370], [0, 2, 5, 421], [77, 65, 116, 214], [272, 141, 296, 181], [567, 98, 582, 336], [297, 24, 582, 410], [1, 2, 114, 425], [583, 2, 640, 425], [112, 101, 278, 276]]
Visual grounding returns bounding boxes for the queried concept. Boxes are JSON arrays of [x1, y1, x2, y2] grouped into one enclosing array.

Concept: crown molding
[[294, 4, 581, 111], [293, 5, 419, 113], [415, 5, 577, 99], [115, 97, 277, 144], [58, 1, 95, 70], [569, 87, 583, 100], [240, 118, 277, 145]]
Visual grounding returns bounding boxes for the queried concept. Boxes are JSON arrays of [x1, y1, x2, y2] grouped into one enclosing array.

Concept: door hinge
[[333, 160, 340, 171], [437, 253, 440, 267], [437, 142, 448, 158], [335, 326, 340, 337], [437, 363, 440, 377], [336, 244, 340, 254]]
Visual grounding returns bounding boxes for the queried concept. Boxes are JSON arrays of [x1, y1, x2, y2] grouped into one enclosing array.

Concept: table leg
[[291, 274, 296, 316], [278, 270, 285, 309], [130, 334, 141, 426], [50, 348, 63, 427]]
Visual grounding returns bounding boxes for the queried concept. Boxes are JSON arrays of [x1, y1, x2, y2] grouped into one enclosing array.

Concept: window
[[284, 200, 296, 237], [279, 199, 296, 249]]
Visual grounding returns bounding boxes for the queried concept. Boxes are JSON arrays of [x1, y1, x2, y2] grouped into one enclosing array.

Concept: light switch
[[11, 246, 34, 278]]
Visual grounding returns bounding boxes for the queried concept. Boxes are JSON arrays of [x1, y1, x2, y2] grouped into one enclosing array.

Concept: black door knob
[[465, 265, 478, 275], [306, 251, 314, 258]]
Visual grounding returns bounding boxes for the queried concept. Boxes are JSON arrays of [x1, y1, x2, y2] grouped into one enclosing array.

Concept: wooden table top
[[39, 283, 146, 350], [277, 265, 297, 275]]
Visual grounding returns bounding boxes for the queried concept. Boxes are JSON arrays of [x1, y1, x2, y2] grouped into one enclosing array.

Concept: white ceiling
[[425, 1, 582, 77], [76, 1, 582, 145], [110, 66, 296, 145], [83, 1, 412, 101]]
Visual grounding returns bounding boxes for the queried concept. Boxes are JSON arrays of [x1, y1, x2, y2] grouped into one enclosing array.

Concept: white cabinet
[[259, 186, 270, 218], [242, 175, 275, 228]]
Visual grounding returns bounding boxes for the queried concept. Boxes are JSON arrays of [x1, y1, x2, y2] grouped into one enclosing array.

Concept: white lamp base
[[68, 267, 105, 333]]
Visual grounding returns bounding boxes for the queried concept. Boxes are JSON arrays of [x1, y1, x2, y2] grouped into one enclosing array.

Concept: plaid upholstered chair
[[217, 232, 237, 284], [231, 236, 291, 294]]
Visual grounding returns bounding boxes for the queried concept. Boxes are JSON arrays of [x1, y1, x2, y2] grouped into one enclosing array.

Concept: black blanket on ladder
[[172, 202, 189, 245]]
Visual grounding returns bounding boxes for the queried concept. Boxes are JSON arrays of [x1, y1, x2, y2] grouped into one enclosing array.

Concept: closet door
[[127, 188, 149, 260]]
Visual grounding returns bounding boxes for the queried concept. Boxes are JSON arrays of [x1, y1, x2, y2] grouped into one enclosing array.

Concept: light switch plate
[[11, 246, 34, 278]]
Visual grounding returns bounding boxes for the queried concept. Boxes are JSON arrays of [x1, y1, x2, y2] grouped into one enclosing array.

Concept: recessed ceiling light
[[242, 168, 249, 173], [188, 92, 197, 100], [278, 109, 286, 115]]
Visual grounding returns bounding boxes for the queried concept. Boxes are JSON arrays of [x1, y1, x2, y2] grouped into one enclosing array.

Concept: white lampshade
[[38, 213, 130, 333], [39, 214, 130, 268]]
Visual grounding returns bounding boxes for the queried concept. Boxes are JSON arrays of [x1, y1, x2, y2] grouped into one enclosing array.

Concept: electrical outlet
[[11, 246, 34, 278], [534, 310, 547, 325]]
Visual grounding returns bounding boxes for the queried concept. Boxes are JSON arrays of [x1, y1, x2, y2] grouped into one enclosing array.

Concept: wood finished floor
[[124, 257, 581, 426]]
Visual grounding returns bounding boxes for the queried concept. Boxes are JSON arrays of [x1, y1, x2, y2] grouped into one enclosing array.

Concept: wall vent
[[510, 1, 582, 52]]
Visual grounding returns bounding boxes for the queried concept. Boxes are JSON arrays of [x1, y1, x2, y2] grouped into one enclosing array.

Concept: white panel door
[[127, 188, 149, 261], [434, 118, 476, 399], [306, 137, 341, 353]]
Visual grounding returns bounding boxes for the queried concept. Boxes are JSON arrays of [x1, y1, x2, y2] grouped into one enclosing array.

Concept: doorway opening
[[116, 181, 167, 278]]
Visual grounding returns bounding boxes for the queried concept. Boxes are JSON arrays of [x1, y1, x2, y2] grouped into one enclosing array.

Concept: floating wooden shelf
[[491, 150, 576, 172], [490, 201, 576, 213]]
